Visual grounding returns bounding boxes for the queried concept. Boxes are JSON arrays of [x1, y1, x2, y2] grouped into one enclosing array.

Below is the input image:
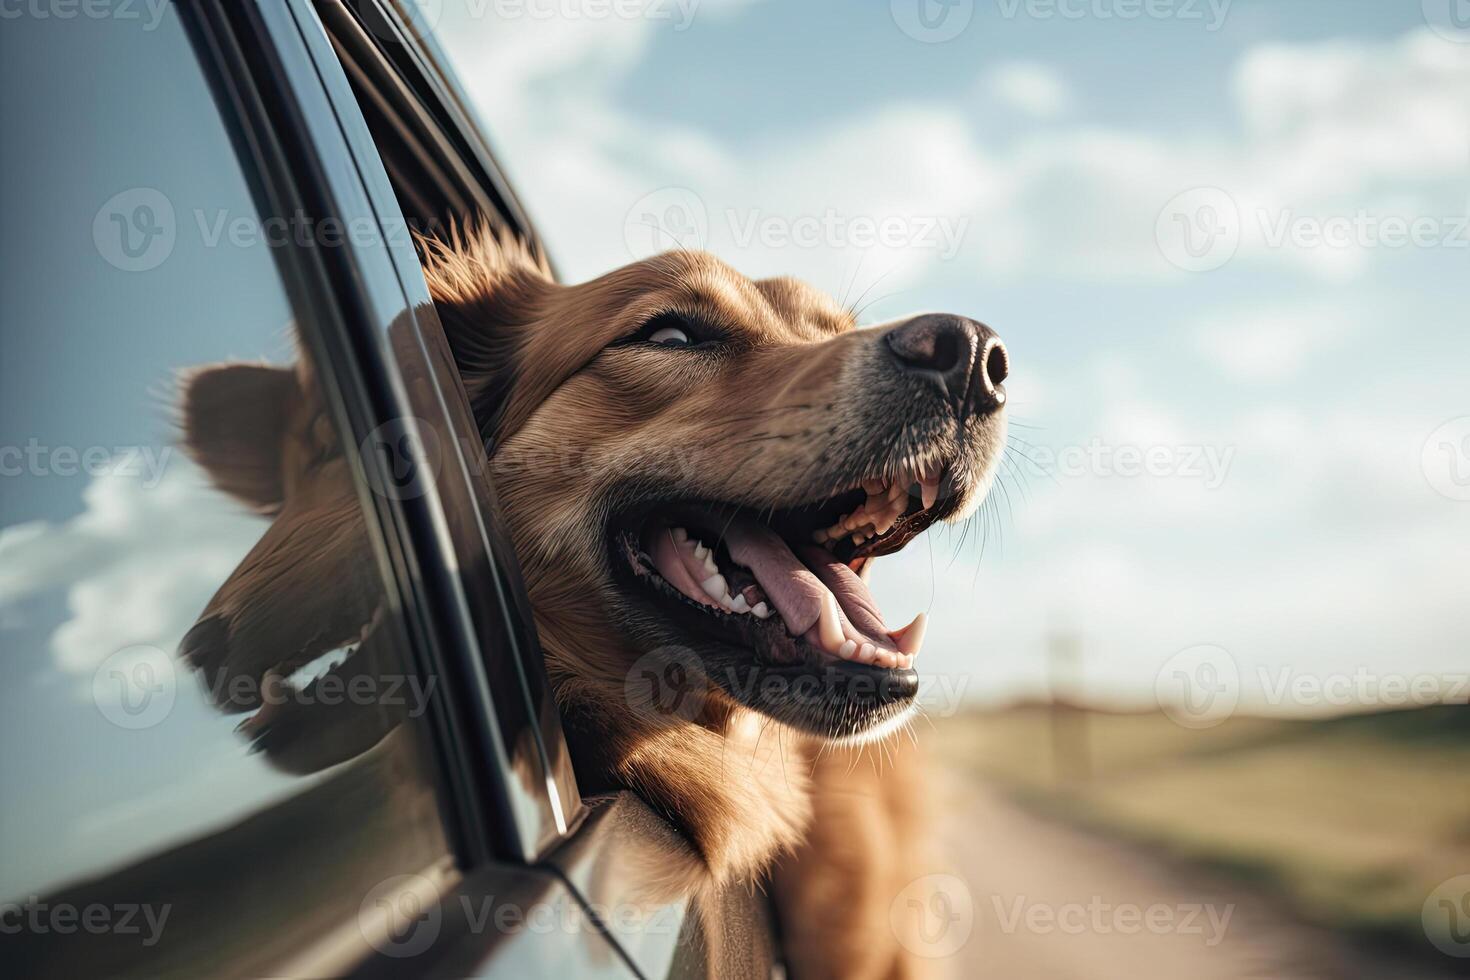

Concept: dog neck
[[559, 683, 813, 885]]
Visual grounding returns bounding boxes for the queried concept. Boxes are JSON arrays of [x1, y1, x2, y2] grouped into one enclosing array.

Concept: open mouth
[[611, 459, 953, 675]]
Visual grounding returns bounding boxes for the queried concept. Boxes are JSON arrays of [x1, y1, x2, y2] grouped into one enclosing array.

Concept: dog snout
[[883, 313, 1008, 415]]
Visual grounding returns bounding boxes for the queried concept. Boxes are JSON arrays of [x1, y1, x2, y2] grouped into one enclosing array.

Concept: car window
[[0, 8, 451, 976], [305, 0, 582, 844]]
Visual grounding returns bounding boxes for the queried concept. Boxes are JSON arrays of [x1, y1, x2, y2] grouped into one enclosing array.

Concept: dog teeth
[[920, 477, 939, 510], [730, 594, 750, 613], [816, 593, 845, 653], [701, 574, 729, 603], [702, 553, 718, 575], [814, 465, 951, 552], [752, 602, 771, 619], [693, 542, 708, 559], [889, 612, 927, 656]]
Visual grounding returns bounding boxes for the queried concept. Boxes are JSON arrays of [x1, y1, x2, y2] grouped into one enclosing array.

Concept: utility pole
[[1046, 628, 1091, 785]]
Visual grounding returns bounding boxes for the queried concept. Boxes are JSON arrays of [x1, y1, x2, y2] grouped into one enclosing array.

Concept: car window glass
[[1, 8, 450, 975]]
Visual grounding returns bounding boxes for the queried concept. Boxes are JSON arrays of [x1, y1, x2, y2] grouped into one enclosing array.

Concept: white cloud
[[443, 17, 1470, 287], [981, 61, 1073, 118], [1191, 304, 1357, 382], [0, 462, 263, 693]]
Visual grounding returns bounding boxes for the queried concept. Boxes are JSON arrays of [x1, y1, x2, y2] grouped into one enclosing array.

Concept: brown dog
[[178, 222, 1008, 976]]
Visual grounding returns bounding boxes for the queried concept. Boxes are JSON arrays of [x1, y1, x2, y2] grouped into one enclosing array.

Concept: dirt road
[[926, 782, 1456, 980]]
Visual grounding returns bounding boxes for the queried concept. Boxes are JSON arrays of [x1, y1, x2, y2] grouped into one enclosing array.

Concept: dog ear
[[178, 363, 300, 514], [418, 220, 554, 443]]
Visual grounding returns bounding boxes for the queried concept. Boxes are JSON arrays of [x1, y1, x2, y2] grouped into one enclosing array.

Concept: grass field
[[929, 703, 1470, 954]]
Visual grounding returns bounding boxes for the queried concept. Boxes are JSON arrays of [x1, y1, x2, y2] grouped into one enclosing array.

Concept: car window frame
[[187, 0, 576, 871], [295, 0, 588, 845]]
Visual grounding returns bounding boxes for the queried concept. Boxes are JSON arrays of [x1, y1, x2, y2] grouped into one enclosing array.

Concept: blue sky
[[433, 0, 1470, 714]]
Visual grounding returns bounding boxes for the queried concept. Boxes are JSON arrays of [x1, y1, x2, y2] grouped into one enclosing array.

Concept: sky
[[427, 0, 1470, 715]]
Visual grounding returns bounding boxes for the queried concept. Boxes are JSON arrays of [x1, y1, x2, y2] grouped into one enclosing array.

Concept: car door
[[0, 2, 632, 977]]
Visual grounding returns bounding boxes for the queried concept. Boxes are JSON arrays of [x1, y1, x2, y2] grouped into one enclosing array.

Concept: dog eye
[[618, 312, 722, 351], [647, 325, 691, 346]]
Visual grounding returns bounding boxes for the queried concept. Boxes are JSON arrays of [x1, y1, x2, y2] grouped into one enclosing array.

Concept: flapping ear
[[178, 363, 300, 514], [418, 219, 554, 444]]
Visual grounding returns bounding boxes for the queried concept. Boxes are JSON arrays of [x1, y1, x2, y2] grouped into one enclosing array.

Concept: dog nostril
[[927, 330, 962, 375], [983, 340, 1009, 389]]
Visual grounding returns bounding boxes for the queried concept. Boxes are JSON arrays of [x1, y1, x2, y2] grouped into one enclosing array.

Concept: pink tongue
[[723, 518, 892, 647], [797, 546, 891, 641]]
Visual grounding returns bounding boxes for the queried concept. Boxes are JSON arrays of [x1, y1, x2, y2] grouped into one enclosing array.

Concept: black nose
[[884, 314, 1008, 415]]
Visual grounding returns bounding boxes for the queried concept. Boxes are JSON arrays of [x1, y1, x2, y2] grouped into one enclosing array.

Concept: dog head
[[424, 225, 1009, 743]]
